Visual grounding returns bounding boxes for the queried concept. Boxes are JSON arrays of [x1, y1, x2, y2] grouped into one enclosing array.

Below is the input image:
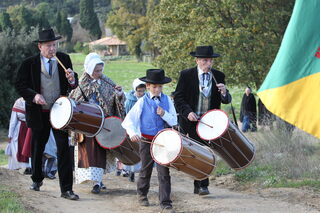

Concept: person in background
[[240, 86, 257, 132], [7, 97, 30, 171], [122, 78, 146, 182]]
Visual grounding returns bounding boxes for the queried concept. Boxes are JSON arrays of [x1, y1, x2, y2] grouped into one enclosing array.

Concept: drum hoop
[[95, 116, 126, 149], [50, 96, 73, 130], [196, 109, 230, 141], [86, 104, 105, 137], [151, 128, 183, 166]]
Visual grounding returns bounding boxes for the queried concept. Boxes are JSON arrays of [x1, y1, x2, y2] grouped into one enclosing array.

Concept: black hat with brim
[[139, 69, 172, 84], [190, 45, 220, 58], [33, 28, 62, 43]]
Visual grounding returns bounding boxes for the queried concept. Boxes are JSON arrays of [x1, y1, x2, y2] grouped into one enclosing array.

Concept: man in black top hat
[[15, 28, 79, 200], [174, 45, 232, 195]]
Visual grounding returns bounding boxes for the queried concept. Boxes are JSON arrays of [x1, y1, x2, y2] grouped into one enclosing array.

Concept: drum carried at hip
[[50, 97, 140, 165], [196, 109, 255, 170], [151, 129, 216, 180]]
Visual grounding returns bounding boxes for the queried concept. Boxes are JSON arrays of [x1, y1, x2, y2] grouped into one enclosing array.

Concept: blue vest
[[140, 93, 169, 136]]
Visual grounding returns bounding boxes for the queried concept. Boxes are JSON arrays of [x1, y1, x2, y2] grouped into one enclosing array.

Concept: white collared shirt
[[41, 55, 56, 74], [121, 92, 177, 138], [198, 66, 212, 97]]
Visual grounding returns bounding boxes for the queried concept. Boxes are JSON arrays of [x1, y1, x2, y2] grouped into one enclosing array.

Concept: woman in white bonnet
[[69, 53, 125, 194]]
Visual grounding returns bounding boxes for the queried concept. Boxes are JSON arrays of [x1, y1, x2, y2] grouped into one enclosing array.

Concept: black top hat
[[190, 46, 220, 58], [139, 69, 172, 84], [33, 28, 62, 43]]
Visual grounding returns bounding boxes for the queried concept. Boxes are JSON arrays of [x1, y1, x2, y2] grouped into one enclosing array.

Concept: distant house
[[89, 36, 128, 56]]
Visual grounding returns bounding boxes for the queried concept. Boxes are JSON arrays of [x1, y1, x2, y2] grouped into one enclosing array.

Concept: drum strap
[[231, 103, 238, 127], [79, 86, 89, 102]]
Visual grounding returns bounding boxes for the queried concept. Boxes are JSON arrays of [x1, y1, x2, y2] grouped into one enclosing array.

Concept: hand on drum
[[216, 83, 227, 96], [130, 135, 141, 143], [187, 112, 198, 122], [33, 94, 47, 105], [157, 106, 165, 117]]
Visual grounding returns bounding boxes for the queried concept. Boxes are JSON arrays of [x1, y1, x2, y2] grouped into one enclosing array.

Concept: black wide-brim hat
[[190, 45, 220, 58], [139, 69, 172, 84], [33, 28, 62, 43]]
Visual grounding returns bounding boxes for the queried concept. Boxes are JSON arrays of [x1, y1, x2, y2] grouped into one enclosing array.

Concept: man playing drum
[[174, 45, 232, 195], [122, 69, 177, 213], [15, 29, 79, 200]]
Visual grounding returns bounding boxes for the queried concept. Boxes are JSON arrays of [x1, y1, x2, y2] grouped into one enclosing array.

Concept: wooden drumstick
[[54, 55, 68, 73], [140, 139, 164, 147], [198, 119, 213, 128]]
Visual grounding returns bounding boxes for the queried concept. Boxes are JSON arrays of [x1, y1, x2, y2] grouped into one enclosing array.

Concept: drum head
[[196, 109, 229, 141], [95, 116, 127, 149], [151, 129, 182, 165], [50, 97, 73, 129]]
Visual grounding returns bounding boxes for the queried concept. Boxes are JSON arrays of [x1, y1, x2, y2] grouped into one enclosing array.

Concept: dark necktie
[[152, 96, 160, 101], [48, 59, 52, 76], [202, 73, 209, 86]]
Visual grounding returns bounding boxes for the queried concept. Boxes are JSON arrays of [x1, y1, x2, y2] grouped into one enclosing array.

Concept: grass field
[[0, 185, 30, 213], [70, 53, 244, 118]]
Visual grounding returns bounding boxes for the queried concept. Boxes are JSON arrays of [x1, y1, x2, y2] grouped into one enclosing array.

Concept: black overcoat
[[174, 66, 231, 138], [15, 52, 78, 129]]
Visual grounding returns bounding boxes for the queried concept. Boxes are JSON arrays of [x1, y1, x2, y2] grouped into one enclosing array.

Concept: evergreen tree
[[80, 0, 102, 40], [37, 10, 51, 30], [59, 11, 73, 42], [0, 12, 13, 32]]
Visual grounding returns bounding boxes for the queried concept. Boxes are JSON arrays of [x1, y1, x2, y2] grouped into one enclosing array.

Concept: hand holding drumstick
[[54, 55, 75, 83]]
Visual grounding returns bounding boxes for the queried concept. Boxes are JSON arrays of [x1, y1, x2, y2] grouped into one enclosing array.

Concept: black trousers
[[31, 112, 73, 193], [137, 140, 172, 207]]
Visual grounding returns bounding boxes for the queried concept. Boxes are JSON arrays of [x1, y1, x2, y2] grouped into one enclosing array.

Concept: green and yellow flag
[[258, 0, 320, 138]]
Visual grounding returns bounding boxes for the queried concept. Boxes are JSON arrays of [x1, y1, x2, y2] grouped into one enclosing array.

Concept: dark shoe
[[116, 170, 121, 176], [198, 187, 210, 195], [138, 197, 150, 206], [61, 191, 79, 200], [30, 182, 43, 191], [45, 173, 56, 180], [129, 172, 135, 182], [194, 187, 199, 194], [91, 184, 101, 194], [161, 206, 176, 213], [122, 170, 129, 177], [100, 182, 106, 190], [24, 168, 32, 175]]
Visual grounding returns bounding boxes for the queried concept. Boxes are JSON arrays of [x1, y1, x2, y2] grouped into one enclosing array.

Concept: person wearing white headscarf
[[69, 53, 125, 194]]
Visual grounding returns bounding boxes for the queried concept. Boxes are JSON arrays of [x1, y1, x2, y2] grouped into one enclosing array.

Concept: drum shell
[[210, 122, 255, 170], [67, 102, 104, 136], [95, 117, 141, 166], [174, 137, 216, 180], [111, 138, 140, 166], [152, 129, 216, 180], [50, 97, 104, 137]]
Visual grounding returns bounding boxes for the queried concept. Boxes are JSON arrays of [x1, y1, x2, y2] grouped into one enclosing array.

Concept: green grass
[[0, 150, 7, 166], [70, 53, 244, 105], [0, 185, 30, 213]]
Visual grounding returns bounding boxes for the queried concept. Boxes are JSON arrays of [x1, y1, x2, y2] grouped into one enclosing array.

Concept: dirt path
[[0, 167, 319, 213]]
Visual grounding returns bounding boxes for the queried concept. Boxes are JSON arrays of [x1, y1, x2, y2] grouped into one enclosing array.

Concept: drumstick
[[198, 120, 213, 128], [54, 55, 68, 73], [140, 139, 164, 147]]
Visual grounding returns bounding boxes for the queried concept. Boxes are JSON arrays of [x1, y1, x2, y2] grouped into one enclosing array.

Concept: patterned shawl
[[69, 72, 125, 118]]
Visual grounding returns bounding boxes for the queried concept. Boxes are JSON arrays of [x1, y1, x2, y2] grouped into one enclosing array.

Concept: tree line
[[106, 0, 294, 88]]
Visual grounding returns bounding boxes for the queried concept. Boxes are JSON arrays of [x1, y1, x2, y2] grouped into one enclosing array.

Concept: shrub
[[0, 28, 38, 128]]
